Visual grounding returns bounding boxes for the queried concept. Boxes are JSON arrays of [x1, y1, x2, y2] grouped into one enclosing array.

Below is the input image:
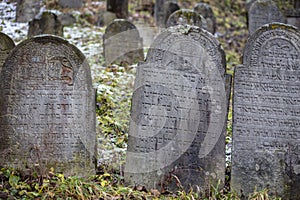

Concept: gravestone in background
[[28, 12, 63, 38], [125, 25, 228, 191], [0, 32, 15, 72], [107, 0, 128, 19], [103, 19, 144, 65], [163, 1, 180, 27], [232, 23, 300, 199], [166, 9, 203, 28], [0, 35, 96, 177], [155, 0, 178, 27], [16, 0, 41, 22], [194, 3, 216, 34], [58, 0, 83, 8], [248, 0, 286, 34]]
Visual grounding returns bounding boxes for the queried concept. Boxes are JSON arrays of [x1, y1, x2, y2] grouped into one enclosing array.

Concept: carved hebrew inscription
[[0, 36, 96, 177], [125, 26, 227, 191], [232, 24, 300, 199]]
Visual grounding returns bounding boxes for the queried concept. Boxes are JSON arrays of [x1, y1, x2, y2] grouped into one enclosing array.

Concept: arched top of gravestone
[[248, 0, 286, 34], [0, 32, 15, 50], [146, 25, 226, 77], [104, 19, 138, 39], [2, 34, 91, 86], [243, 23, 300, 67], [193, 3, 216, 34], [166, 9, 203, 28]]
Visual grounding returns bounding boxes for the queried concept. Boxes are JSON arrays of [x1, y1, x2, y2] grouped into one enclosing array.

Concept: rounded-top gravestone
[[0, 35, 96, 177], [0, 32, 15, 71], [166, 9, 203, 28], [194, 3, 216, 34]]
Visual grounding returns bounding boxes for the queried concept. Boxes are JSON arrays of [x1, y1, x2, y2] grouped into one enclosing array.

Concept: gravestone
[[166, 9, 203, 28], [232, 23, 300, 199], [103, 19, 144, 65], [0, 32, 15, 72], [58, 0, 83, 9], [124, 25, 228, 191], [28, 12, 63, 38], [155, 0, 178, 27], [0, 35, 96, 177], [16, 0, 41, 22], [194, 3, 216, 34], [248, 0, 286, 34], [96, 11, 117, 27], [107, 0, 128, 19]]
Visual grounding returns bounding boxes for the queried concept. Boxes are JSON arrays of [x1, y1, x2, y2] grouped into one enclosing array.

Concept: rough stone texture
[[0, 35, 96, 177], [16, 0, 41, 22], [96, 11, 117, 27], [0, 32, 15, 72], [232, 23, 300, 199], [248, 0, 286, 34], [58, 0, 83, 9], [194, 3, 216, 34], [107, 0, 128, 19], [287, 17, 300, 29], [28, 12, 63, 38], [166, 9, 203, 28], [103, 19, 144, 65], [124, 25, 228, 191]]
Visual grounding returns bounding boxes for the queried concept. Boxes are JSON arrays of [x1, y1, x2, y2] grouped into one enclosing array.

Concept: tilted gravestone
[[166, 9, 203, 28], [107, 0, 128, 19], [16, 0, 41, 23], [103, 19, 144, 66], [125, 25, 228, 191], [0, 35, 96, 177], [0, 32, 15, 72], [248, 0, 286, 34], [58, 0, 83, 9], [232, 23, 300, 199], [28, 12, 63, 38], [194, 3, 216, 34]]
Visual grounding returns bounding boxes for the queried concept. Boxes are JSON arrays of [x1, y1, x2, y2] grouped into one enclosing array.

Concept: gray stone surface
[[96, 11, 117, 27], [103, 19, 144, 65], [125, 25, 228, 191], [0, 32, 15, 72], [166, 9, 203, 28], [58, 0, 83, 9], [107, 0, 128, 19], [194, 3, 216, 34], [232, 23, 300, 199], [16, 0, 41, 22], [28, 12, 63, 38], [0, 35, 96, 177], [58, 13, 76, 26], [248, 0, 286, 34]]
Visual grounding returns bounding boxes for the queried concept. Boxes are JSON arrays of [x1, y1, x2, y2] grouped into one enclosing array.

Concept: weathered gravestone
[[0, 32, 15, 72], [232, 23, 300, 199], [194, 3, 216, 34], [58, 0, 83, 9], [107, 0, 128, 19], [166, 9, 203, 28], [103, 19, 144, 65], [0, 35, 96, 177], [275, 0, 300, 29], [125, 25, 228, 191], [16, 0, 41, 22], [28, 12, 63, 38], [248, 0, 286, 34]]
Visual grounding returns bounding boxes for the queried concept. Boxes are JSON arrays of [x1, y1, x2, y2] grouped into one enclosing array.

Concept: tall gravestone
[[103, 19, 144, 66], [16, 0, 41, 22], [194, 3, 216, 34], [248, 0, 286, 34], [166, 9, 203, 28], [28, 12, 63, 38], [107, 0, 128, 19], [125, 25, 228, 191], [0, 35, 96, 177], [232, 23, 300, 199], [0, 32, 15, 72]]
